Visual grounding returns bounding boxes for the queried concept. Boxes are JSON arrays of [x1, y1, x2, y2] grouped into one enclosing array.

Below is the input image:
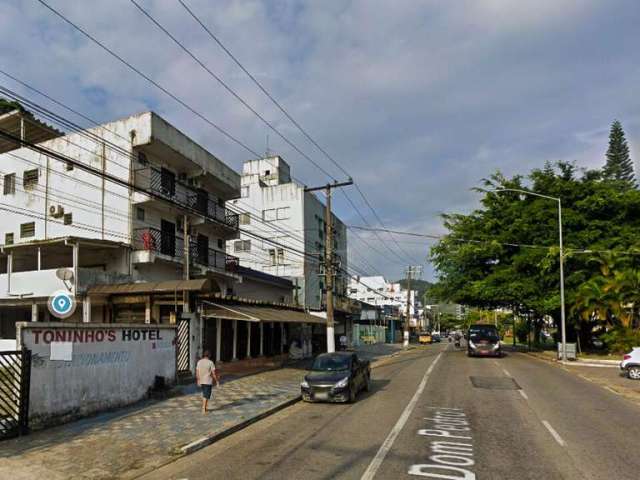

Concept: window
[[20, 222, 35, 238], [65, 161, 74, 171], [136, 207, 145, 221], [5, 233, 13, 245], [269, 248, 276, 265], [234, 240, 251, 252], [349, 288, 358, 294], [277, 248, 284, 265], [262, 208, 277, 222], [276, 207, 290, 220], [3, 173, 15, 195], [160, 168, 176, 197], [239, 213, 250, 225], [23, 169, 39, 189], [217, 239, 223, 249], [138, 151, 148, 166], [63, 213, 73, 225], [265, 170, 270, 176], [241, 186, 249, 198]]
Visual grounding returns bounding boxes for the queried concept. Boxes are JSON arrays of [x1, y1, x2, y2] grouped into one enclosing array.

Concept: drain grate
[[470, 376, 521, 390]]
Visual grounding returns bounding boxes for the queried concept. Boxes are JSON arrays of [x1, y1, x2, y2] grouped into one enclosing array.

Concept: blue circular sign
[[48, 290, 77, 319]]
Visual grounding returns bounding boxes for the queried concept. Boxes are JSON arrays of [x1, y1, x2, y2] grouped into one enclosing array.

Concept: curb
[[179, 395, 302, 455], [176, 346, 411, 456], [526, 351, 620, 368]]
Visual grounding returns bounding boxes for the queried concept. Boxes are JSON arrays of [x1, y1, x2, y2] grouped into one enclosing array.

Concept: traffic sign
[[48, 290, 77, 319]]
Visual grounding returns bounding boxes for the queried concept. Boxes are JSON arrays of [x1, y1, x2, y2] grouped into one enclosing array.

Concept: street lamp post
[[493, 188, 567, 362]]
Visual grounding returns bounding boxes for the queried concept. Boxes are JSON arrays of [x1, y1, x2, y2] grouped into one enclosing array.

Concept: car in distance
[[431, 333, 441, 343], [467, 324, 502, 357], [301, 352, 371, 403], [419, 332, 432, 344], [620, 348, 640, 380]]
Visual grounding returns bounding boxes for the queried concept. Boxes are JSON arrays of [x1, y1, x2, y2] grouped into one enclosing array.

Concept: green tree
[[603, 120, 635, 186]]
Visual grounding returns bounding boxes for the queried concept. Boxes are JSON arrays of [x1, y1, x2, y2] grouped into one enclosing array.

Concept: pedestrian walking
[[196, 350, 219, 414]]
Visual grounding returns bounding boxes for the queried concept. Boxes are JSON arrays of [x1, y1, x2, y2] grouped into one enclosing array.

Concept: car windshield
[[469, 326, 499, 342], [312, 355, 351, 371]]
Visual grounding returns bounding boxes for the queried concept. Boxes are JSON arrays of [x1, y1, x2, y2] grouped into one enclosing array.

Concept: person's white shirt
[[196, 358, 215, 385]]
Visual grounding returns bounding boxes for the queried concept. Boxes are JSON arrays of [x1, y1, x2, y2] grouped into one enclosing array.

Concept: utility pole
[[304, 179, 353, 353], [404, 265, 422, 348], [183, 214, 190, 314]]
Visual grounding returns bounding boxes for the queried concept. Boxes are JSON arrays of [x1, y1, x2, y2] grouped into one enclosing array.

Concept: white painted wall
[[228, 156, 348, 310], [348, 276, 417, 316], [17, 322, 176, 427]]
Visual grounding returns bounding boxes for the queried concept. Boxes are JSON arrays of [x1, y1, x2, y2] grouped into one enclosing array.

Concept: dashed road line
[[605, 386, 620, 396], [360, 352, 443, 480], [502, 368, 511, 377], [518, 390, 529, 400], [542, 420, 566, 447]]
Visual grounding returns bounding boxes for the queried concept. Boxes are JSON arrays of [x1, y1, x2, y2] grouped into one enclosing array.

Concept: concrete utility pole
[[404, 265, 422, 348], [305, 179, 353, 353], [183, 214, 190, 313]]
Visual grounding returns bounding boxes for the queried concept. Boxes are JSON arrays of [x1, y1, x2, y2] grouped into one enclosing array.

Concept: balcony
[[134, 166, 239, 232], [133, 227, 239, 273]]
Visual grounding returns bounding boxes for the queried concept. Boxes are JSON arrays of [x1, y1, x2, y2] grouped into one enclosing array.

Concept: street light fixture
[[492, 188, 567, 362]]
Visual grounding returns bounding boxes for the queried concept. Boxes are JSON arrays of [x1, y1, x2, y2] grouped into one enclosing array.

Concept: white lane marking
[[605, 386, 620, 396], [518, 390, 529, 400], [360, 352, 443, 480], [542, 420, 566, 447], [502, 368, 511, 377]]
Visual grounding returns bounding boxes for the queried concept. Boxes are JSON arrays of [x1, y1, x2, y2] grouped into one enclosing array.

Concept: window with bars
[[63, 213, 73, 225], [5, 233, 13, 245], [277, 248, 284, 265], [23, 169, 39, 189], [269, 248, 276, 265], [3, 173, 15, 195], [20, 222, 35, 238], [234, 240, 251, 252]]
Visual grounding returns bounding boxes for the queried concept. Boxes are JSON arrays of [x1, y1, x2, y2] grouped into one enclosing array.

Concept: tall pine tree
[[603, 120, 635, 186]]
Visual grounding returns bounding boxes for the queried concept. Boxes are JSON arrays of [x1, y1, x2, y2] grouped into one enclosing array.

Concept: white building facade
[[0, 110, 241, 335], [348, 276, 418, 323], [227, 156, 348, 311]]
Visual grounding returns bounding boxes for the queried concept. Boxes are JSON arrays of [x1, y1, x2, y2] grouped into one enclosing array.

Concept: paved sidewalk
[[1, 344, 404, 480], [1, 366, 305, 480]]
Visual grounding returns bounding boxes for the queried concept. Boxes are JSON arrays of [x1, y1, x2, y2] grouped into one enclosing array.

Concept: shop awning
[[88, 278, 212, 295], [201, 302, 326, 325]]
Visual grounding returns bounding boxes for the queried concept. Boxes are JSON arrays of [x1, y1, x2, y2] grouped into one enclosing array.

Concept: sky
[[1, 0, 639, 281]]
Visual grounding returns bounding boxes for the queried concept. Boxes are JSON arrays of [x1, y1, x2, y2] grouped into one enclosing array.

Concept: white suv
[[620, 348, 640, 380]]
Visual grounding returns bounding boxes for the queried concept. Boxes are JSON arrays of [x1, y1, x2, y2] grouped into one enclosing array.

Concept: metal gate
[[0, 349, 31, 440], [176, 318, 190, 374]]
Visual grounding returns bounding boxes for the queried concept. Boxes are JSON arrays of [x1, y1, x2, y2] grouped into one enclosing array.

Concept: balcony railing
[[135, 166, 238, 231], [134, 227, 239, 273], [185, 193, 239, 230]]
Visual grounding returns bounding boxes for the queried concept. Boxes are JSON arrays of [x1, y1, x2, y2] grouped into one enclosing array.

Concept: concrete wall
[[17, 322, 176, 427]]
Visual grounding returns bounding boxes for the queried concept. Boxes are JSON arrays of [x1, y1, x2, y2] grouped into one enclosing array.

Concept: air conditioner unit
[[49, 205, 65, 218]]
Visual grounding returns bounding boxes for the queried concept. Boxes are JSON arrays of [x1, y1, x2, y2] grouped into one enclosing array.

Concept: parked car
[[431, 333, 441, 343], [620, 348, 640, 380], [301, 352, 371, 403], [467, 324, 502, 357]]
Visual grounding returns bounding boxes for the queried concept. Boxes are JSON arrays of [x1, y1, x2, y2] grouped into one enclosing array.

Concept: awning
[[88, 278, 212, 295], [201, 302, 326, 325]]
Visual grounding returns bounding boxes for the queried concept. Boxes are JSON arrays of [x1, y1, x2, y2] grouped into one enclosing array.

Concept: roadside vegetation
[[429, 121, 639, 354]]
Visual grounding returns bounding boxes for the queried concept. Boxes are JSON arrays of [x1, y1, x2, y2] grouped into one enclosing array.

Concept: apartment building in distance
[[228, 156, 348, 311], [348, 276, 418, 323]]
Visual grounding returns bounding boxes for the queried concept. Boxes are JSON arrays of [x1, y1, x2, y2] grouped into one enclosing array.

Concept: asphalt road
[[139, 342, 640, 480]]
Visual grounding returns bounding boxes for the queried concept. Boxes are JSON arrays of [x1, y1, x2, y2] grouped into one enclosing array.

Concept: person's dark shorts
[[201, 384, 213, 399]]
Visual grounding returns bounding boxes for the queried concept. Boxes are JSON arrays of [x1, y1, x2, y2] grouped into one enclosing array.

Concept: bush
[[601, 328, 640, 354], [515, 320, 530, 343]]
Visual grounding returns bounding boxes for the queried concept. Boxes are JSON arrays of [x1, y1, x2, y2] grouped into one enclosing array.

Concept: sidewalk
[[525, 351, 640, 407], [1, 344, 403, 480]]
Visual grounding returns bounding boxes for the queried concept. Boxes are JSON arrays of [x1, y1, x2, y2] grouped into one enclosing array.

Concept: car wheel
[[348, 385, 357, 403], [364, 373, 371, 392], [628, 366, 640, 380]]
